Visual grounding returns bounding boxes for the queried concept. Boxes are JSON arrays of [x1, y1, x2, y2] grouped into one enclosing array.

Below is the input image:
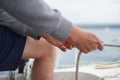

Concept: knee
[[22, 37, 57, 59], [36, 38, 57, 59], [34, 45, 57, 61], [44, 44, 57, 57], [39, 38, 57, 56]]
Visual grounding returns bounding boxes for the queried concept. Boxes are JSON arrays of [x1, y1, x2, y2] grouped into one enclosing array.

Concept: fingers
[[56, 42, 74, 52], [97, 40, 104, 51], [79, 46, 96, 54], [54, 42, 67, 52], [59, 46, 67, 52], [63, 41, 73, 50], [82, 44, 103, 53], [76, 40, 104, 54]]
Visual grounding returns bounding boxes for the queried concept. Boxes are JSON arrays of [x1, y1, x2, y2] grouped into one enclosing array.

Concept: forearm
[[0, 0, 72, 41]]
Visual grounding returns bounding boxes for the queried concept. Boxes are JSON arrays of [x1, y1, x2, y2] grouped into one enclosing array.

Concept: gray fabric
[[0, 0, 72, 41], [0, 8, 40, 40]]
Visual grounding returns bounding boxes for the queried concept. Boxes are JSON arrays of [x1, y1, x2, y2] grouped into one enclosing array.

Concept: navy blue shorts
[[0, 26, 26, 71]]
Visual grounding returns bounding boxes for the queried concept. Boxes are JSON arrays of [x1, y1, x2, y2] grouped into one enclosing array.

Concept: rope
[[75, 43, 120, 80], [90, 61, 120, 69], [75, 51, 82, 80], [104, 43, 120, 47], [100, 73, 120, 80]]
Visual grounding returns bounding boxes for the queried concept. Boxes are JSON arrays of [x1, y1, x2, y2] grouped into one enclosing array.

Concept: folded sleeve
[[0, 0, 72, 41]]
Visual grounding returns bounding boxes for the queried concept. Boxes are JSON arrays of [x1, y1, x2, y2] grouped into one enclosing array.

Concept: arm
[[0, 0, 72, 41], [0, 0, 103, 52], [40, 25, 104, 53], [66, 25, 104, 53]]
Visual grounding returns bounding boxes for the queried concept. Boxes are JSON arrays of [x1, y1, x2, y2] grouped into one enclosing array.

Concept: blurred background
[[45, 0, 120, 69]]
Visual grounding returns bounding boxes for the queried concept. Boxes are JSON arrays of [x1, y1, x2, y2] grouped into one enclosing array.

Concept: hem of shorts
[[0, 37, 27, 71]]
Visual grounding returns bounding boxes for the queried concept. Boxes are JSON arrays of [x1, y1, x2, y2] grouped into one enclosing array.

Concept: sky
[[45, 0, 120, 24]]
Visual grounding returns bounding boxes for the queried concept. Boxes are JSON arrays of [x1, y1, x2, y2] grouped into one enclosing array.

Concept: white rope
[[90, 61, 120, 69], [100, 73, 120, 80], [104, 43, 120, 47], [75, 51, 82, 80], [75, 43, 120, 80]]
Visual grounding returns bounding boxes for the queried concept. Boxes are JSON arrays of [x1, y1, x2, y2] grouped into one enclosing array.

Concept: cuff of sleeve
[[51, 17, 72, 41], [27, 31, 40, 40]]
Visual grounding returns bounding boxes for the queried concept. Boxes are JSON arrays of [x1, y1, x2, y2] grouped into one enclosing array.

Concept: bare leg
[[22, 36, 56, 80]]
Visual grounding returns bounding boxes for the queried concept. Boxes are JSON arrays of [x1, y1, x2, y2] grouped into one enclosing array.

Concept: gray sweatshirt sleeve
[[0, 0, 72, 41]]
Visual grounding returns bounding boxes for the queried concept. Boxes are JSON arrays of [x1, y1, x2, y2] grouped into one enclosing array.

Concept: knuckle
[[83, 50, 89, 54], [84, 51, 89, 54]]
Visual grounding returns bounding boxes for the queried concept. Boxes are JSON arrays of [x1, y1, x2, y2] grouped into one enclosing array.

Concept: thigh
[[0, 26, 26, 71], [22, 36, 56, 59]]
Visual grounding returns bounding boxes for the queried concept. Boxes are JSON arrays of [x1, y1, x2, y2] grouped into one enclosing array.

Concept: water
[[56, 24, 120, 68]]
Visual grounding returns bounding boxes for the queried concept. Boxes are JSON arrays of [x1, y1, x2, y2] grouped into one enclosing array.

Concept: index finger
[[97, 40, 104, 51]]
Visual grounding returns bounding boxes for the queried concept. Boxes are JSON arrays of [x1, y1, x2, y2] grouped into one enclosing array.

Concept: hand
[[39, 33, 73, 52], [64, 25, 104, 53]]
